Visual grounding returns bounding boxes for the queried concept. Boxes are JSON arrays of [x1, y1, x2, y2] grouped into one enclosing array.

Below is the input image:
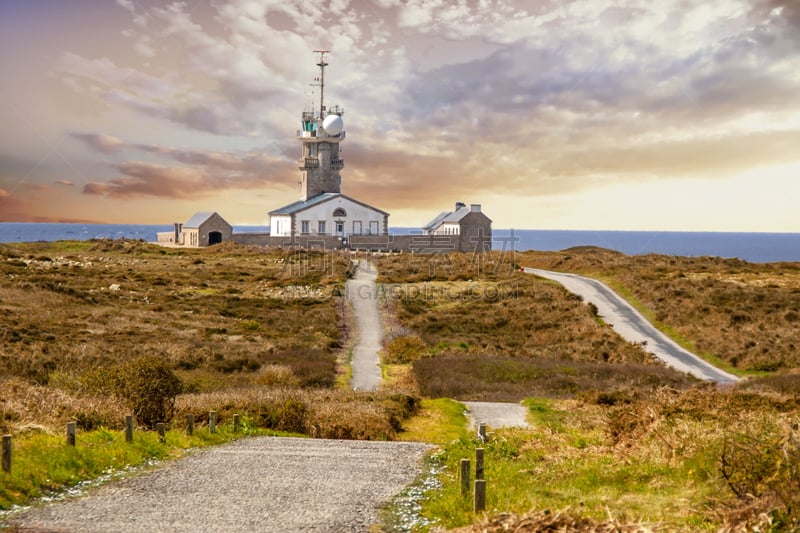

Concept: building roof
[[422, 205, 471, 231], [184, 211, 220, 228], [269, 193, 389, 216]]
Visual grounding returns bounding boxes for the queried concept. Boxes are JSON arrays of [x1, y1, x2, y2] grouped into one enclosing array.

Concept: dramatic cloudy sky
[[1, 0, 799, 230]]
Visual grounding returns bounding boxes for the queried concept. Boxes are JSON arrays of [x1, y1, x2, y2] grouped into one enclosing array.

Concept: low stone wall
[[230, 232, 490, 253]]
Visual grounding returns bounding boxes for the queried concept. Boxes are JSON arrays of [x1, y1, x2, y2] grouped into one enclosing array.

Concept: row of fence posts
[[1, 411, 241, 475], [461, 422, 488, 512]]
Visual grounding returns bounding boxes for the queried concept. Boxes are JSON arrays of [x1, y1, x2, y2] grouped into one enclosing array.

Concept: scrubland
[[2, 241, 800, 530], [373, 249, 800, 530]]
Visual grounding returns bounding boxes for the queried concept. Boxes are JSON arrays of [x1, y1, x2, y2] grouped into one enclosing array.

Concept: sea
[[0, 223, 798, 264]]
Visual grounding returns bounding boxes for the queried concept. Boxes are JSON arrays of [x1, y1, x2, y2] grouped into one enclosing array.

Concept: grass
[[518, 248, 800, 374], [398, 398, 469, 445], [417, 388, 800, 531]]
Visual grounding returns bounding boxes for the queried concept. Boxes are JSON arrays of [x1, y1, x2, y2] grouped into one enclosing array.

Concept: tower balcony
[[299, 157, 320, 169], [331, 158, 344, 170]]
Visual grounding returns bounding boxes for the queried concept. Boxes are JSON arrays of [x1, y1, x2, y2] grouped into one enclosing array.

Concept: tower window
[[333, 208, 347, 217]]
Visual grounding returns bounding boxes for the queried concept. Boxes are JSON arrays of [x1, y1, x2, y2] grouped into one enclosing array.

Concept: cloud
[[0, 188, 11, 200], [70, 132, 126, 154], [56, 180, 74, 186]]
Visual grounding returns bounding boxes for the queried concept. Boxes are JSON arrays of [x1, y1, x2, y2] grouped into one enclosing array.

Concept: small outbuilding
[[423, 202, 492, 252], [157, 211, 233, 247]]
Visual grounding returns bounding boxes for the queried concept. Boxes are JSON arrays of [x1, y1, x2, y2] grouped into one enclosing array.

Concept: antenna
[[313, 50, 329, 116]]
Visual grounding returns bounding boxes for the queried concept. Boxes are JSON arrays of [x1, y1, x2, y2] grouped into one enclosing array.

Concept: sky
[[0, 0, 799, 231]]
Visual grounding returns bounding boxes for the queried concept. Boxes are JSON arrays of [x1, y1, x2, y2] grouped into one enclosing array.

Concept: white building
[[269, 192, 388, 237], [269, 51, 388, 238]]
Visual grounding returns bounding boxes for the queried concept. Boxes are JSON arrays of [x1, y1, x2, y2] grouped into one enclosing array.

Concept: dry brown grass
[[0, 240, 415, 439], [371, 252, 696, 400], [518, 248, 800, 374]]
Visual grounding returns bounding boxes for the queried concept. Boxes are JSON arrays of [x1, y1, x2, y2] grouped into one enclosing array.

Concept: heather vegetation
[[3, 242, 800, 530], [519, 247, 800, 374], [372, 249, 800, 530], [372, 252, 697, 400], [0, 240, 416, 508]]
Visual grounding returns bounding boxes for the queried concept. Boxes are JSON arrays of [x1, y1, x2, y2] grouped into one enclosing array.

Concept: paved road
[[4, 437, 432, 533], [347, 260, 382, 391], [524, 268, 739, 384], [464, 402, 529, 431]]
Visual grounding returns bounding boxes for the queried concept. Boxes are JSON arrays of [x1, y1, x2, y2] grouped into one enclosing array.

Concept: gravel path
[[347, 259, 382, 391], [464, 402, 530, 431], [524, 268, 739, 383], [4, 437, 432, 532]]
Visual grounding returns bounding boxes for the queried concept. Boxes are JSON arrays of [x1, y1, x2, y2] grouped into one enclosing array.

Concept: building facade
[[157, 211, 232, 247]]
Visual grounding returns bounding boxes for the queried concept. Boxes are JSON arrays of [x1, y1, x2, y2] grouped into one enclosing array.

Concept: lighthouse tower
[[297, 50, 345, 201], [269, 52, 388, 239]]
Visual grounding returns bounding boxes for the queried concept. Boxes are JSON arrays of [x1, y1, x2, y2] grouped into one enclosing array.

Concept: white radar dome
[[322, 114, 344, 136]]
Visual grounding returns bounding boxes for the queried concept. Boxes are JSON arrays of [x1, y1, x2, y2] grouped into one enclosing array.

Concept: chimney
[[470, 204, 481, 212], [455, 201, 466, 210]]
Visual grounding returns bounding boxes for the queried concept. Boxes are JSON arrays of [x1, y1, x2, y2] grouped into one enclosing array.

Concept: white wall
[[271, 196, 386, 237], [270, 215, 293, 237]]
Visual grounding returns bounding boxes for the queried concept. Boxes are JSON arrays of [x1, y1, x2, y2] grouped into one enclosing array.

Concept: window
[[369, 221, 379, 235], [301, 220, 309, 234], [318, 221, 326, 234], [352, 221, 362, 235], [333, 207, 347, 217]]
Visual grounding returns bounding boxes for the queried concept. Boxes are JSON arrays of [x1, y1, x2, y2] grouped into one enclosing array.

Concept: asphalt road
[[347, 259, 382, 391], [464, 402, 530, 431], [3, 437, 432, 533], [524, 268, 739, 384]]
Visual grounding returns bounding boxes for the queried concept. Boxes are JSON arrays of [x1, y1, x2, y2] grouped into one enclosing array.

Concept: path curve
[[4, 437, 431, 532], [464, 401, 529, 431], [347, 259, 382, 391], [523, 268, 739, 384]]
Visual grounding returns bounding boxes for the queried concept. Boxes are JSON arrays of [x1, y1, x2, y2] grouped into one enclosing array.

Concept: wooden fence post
[[156, 423, 165, 442], [460, 458, 471, 497], [2, 435, 11, 474], [66, 422, 76, 447], [478, 422, 487, 441], [475, 448, 484, 480], [474, 479, 486, 512], [125, 415, 133, 443], [233, 414, 240, 433], [209, 411, 217, 434], [186, 414, 194, 436]]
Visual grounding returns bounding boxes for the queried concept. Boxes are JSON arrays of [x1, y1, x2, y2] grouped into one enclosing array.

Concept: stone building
[[423, 202, 492, 252], [269, 51, 388, 240], [157, 211, 232, 247]]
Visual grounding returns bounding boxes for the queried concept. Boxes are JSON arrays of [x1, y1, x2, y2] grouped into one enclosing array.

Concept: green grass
[[0, 417, 280, 511], [415, 397, 726, 530], [398, 398, 469, 445]]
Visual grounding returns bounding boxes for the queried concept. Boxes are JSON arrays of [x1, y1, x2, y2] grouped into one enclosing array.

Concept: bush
[[114, 355, 183, 428], [382, 335, 428, 364]]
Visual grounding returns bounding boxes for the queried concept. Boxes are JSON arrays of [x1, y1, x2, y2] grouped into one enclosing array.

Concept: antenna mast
[[314, 50, 329, 116]]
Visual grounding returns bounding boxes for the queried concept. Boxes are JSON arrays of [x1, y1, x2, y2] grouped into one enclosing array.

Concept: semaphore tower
[[297, 50, 345, 201]]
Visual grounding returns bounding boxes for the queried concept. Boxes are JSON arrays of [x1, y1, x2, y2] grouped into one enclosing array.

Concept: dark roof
[[269, 193, 389, 216]]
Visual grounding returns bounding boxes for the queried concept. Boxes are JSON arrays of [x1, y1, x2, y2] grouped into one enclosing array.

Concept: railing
[[330, 158, 344, 169], [298, 158, 319, 169]]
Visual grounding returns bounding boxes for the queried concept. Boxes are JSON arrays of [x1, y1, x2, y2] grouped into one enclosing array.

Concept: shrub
[[114, 355, 183, 428], [383, 335, 428, 364]]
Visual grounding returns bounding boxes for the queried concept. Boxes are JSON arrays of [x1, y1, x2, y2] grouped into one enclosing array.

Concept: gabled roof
[[422, 211, 451, 231], [269, 193, 389, 216], [184, 211, 219, 228], [423, 205, 471, 230]]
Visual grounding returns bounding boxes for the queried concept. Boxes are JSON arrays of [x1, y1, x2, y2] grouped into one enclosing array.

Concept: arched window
[[333, 208, 347, 217]]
